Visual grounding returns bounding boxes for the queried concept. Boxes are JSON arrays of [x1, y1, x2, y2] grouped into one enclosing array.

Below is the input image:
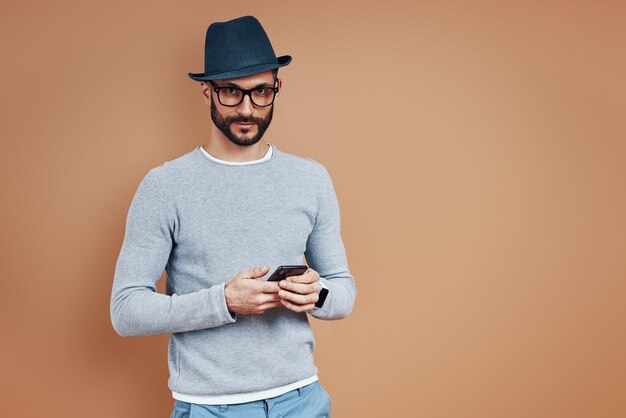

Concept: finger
[[286, 269, 319, 284], [242, 265, 270, 279], [258, 293, 282, 304], [278, 280, 318, 295], [280, 299, 317, 313], [278, 289, 319, 305], [257, 301, 283, 311], [258, 280, 281, 293]]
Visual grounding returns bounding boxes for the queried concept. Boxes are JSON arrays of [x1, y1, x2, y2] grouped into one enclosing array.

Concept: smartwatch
[[314, 281, 329, 309]]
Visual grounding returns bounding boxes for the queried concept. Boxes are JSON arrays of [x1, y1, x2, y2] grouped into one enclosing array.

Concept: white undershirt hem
[[172, 375, 319, 405]]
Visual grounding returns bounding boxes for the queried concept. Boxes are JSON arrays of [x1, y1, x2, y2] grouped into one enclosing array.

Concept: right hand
[[224, 265, 282, 315]]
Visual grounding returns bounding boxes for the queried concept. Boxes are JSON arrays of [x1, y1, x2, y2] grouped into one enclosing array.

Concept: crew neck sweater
[[110, 143, 356, 401], [187, 143, 319, 404]]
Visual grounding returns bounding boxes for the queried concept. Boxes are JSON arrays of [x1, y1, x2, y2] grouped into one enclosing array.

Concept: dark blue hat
[[188, 15, 292, 81]]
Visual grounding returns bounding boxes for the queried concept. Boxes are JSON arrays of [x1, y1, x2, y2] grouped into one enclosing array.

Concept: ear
[[275, 78, 282, 98], [200, 82, 211, 105]]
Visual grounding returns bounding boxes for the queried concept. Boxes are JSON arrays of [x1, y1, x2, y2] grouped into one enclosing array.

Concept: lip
[[234, 122, 255, 127]]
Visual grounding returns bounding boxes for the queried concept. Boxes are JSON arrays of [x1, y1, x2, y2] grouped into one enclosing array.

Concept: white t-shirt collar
[[198, 144, 273, 166]]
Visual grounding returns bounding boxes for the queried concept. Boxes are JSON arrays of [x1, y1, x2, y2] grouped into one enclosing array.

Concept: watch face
[[315, 287, 329, 308]]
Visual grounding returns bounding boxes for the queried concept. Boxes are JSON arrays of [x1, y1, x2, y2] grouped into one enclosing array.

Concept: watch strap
[[314, 281, 329, 308]]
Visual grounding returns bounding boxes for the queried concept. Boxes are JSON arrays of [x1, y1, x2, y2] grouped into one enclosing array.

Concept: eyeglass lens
[[215, 81, 278, 107]]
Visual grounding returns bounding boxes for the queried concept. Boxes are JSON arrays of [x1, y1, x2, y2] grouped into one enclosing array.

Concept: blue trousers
[[170, 381, 332, 418]]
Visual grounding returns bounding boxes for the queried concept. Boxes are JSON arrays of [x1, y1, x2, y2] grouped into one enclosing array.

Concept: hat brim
[[188, 55, 292, 81]]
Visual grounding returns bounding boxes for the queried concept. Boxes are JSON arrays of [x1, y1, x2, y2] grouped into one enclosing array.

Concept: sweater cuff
[[207, 282, 237, 325]]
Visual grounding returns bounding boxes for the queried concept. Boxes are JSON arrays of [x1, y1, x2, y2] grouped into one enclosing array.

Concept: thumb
[[243, 265, 269, 279]]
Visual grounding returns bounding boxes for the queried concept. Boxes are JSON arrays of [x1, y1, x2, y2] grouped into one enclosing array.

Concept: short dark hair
[[272, 68, 278, 79]]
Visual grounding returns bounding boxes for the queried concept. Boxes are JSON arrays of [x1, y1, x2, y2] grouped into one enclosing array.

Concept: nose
[[236, 93, 254, 117]]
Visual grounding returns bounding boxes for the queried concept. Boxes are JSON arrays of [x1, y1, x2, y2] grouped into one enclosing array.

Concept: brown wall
[[1, 1, 625, 417]]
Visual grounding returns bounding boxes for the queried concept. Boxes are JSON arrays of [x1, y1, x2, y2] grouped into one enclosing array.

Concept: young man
[[110, 15, 356, 418]]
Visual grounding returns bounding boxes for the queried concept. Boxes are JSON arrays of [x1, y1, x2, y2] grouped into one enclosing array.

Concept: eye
[[254, 88, 269, 96]]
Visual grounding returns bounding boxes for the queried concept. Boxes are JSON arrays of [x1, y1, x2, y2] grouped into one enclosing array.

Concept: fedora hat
[[188, 15, 292, 81]]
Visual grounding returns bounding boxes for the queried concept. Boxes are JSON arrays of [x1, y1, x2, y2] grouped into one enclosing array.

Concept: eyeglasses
[[209, 78, 279, 107]]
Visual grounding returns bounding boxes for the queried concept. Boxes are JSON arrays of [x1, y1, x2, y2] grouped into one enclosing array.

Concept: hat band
[[204, 59, 280, 76]]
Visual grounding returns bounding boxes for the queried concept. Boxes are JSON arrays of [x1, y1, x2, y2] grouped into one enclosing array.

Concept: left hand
[[278, 268, 322, 313]]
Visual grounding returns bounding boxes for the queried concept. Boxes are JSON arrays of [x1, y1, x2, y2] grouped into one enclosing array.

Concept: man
[[110, 15, 356, 418]]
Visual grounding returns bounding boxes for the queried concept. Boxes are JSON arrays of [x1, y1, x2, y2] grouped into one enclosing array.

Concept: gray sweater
[[110, 144, 356, 396]]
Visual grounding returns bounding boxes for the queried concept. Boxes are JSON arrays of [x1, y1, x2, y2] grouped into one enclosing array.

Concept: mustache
[[228, 116, 264, 124]]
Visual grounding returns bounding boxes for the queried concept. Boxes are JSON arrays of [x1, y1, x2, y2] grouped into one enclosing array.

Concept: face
[[202, 70, 280, 147]]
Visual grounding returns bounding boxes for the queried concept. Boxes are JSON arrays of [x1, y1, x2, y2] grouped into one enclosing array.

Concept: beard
[[210, 99, 274, 147]]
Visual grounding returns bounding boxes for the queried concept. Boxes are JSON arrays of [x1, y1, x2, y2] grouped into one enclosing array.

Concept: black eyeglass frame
[[208, 78, 280, 107]]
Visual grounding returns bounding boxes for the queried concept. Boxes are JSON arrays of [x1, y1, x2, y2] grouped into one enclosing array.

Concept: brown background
[[1, 1, 625, 417]]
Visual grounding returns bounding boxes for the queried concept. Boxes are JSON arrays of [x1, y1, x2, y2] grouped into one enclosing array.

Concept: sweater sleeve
[[110, 169, 236, 337], [305, 164, 357, 320]]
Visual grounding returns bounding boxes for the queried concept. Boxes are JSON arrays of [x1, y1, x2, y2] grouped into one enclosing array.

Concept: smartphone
[[267, 265, 308, 282]]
